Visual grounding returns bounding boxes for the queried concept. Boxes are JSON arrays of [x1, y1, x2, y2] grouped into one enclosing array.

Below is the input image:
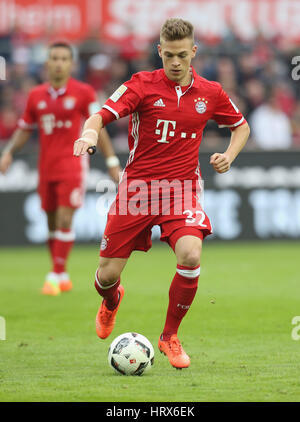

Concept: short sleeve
[[212, 84, 246, 131], [97, 73, 144, 124], [81, 85, 101, 118], [18, 91, 37, 130]]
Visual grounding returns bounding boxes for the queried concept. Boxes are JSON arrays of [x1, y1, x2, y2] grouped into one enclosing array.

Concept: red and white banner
[[0, 0, 100, 40], [101, 0, 300, 43], [0, 0, 300, 43]]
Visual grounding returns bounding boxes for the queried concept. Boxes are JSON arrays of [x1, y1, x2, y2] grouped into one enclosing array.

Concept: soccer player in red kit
[[74, 19, 250, 369], [0, 42, 121, 296]]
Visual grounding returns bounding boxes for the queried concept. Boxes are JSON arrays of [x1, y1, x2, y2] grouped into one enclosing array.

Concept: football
[[108, 332, 154, 375]]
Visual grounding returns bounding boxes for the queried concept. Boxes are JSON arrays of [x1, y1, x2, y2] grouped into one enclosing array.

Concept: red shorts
[[100, 192, 212, 258], [38, 178, 85, 212]]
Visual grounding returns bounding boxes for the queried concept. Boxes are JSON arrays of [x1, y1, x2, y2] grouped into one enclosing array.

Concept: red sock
[[162, 264, 200, 341], [94, 270, 120, 310], [52, 229, 75, 274]]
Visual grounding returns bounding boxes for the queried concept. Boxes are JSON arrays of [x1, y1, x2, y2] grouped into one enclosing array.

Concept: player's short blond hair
[[160, 18, 194, 43]]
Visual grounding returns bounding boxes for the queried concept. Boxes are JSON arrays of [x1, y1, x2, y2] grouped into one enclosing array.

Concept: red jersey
[[19, 77, 100, 181], [98, 67, 246, 182]]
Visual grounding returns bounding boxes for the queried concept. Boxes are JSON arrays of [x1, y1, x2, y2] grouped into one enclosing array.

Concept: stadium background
[[0, 0, 300, 404], [0, 0, 300, 245]]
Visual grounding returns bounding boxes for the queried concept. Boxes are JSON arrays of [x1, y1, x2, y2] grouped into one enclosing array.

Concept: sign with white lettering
[[0, 1, 300, 43], [0, 152, 299, 244]]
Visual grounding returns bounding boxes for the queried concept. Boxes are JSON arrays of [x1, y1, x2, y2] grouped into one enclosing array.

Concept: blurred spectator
[[249, 89, 292, 150], [215, 56, 238, 95], [78, 29, 103, 63], [86, 53, 112, 91], [251, 32, 274, 66], [272, 81, 296, 117], [118, 24, 145, 62], [237, 52, 261, 84], [243, 78, 266, 115], [78, 28, 105, 78], [0, 26, 299, 151]]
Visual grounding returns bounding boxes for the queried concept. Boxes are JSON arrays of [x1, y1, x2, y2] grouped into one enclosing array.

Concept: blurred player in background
[[0, 42, 121, 296], [74, 19, 250, 369]]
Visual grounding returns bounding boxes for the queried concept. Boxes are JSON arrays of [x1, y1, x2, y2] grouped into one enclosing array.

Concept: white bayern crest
[[64, 97, 76, 109], [195, 101, 207, 114], [101, 237, 108, 250], [37, 101, 47, 110]]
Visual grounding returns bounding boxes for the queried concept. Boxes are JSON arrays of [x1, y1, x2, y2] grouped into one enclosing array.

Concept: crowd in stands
[[0, 26, 300, 152]]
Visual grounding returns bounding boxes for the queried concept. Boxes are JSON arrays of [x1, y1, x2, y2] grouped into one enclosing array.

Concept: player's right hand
[[73, 138, 96, 156], [0, 151, 13, 174]]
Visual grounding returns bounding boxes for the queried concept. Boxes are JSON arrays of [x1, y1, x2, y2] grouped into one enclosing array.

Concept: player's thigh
[[55, 206, 76, 230], [67, 180, 85, 209], [38, 180, 57, 213], [97, 256, 129, 286], [174, 235, 202, 267]]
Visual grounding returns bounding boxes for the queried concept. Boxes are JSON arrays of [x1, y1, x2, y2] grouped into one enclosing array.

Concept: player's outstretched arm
[[73, 114, 103, 156], [0, 129, 32, 174], [210, 122, 250, 174]]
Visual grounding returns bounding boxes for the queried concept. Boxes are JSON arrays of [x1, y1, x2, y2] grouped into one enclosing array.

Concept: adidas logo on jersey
[[153, 98, 165, 107]]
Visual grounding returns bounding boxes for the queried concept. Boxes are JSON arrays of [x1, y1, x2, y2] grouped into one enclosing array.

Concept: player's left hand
[[73, 138, 96, 156], [210, 152, 232, 174], [108, 165, 122, 184]]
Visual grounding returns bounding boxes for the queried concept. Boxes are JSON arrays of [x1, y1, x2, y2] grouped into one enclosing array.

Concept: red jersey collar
[[161, 66, 200, 89], [47, 78, 71, 99]]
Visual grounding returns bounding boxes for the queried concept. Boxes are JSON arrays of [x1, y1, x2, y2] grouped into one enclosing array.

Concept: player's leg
[[158, 233, 202, 368], [95, 256, 128, 308], [39, 181, 61, 295], [46, 210, 56, 264], [94, 256, 128, 339], [94, 201, 153, 339], [42, 210, 62, 295], [52, 205, 76, 291], [43, 206, 75, 294], [44, 210, 59, 288], [163, 234, 202, 339], [51, 179, 84, 292]]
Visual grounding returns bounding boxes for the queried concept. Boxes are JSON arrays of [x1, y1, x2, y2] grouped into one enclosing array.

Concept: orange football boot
[[158, 334, 190, 369], [59, 272, 73, 292], [41, 281, 61, 295], [41, 273, 61, 296], [95, 285, 125, 339]]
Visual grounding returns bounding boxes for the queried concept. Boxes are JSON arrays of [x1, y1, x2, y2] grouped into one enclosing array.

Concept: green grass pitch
[[0, 241, 299, 402]]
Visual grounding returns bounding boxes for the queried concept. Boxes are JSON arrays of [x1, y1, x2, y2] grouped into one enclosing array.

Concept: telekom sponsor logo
[[155, 120, 197, 143]]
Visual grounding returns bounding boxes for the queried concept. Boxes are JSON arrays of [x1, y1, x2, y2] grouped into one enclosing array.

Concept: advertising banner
[[0, 151, 299, 245], [0, 0, 300, 42]]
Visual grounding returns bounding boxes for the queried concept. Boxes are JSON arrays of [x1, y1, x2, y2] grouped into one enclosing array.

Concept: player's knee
[[97, 266, 120, 287], [56, 207, 74, 230], [57, 215, 72, 230], [177, 247, 201, 268]]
